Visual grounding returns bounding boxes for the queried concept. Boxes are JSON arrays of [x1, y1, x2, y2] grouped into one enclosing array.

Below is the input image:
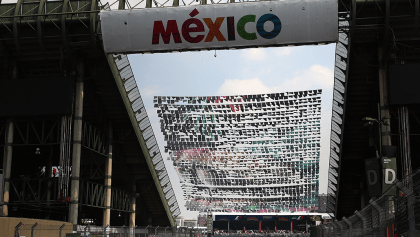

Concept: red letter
[[203, 17, 226, 42], [182, 18, 205, 43], [152, 20, 182, 45]]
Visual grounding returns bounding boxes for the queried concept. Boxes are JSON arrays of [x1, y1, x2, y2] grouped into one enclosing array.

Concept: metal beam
[[0, 11, 100, 19], [351, 0, 356, 38], [37, 0, 47, 55], [61, 0, 70, 52], [416, 0, 419, 32], [90, 0, 98, 48]]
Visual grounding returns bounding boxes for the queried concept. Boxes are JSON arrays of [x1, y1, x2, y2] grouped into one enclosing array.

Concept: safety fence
[[74, 225, 206, 237], [13, 222, 72, 237], [311, 167, 420, 237], [214, 233, 310, 237], [13, 223, 205, 237]]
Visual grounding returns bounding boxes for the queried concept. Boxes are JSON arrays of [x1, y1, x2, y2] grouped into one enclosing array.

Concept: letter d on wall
[[367, 170, 377, 185], [384, 169, 396, 184], [365, 158, 381, 197], [381, 157, 397, 195]]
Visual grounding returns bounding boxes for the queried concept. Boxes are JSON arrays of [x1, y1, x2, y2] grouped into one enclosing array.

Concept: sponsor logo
[[152, 8, 282, 44]]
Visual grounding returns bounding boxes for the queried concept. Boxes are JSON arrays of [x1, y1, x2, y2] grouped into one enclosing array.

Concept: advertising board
[[101, 0, 338, 54]]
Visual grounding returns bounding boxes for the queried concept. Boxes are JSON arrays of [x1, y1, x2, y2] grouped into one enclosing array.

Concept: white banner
[[101, 0, 338, 54]]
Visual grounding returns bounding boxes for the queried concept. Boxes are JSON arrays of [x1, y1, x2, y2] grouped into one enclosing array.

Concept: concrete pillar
[[103, 125, 113, 226], [378, 48, 391, 147], [129, 184, 136, 228], [2, 120, 14, 216], [69, 60, 84, 229]]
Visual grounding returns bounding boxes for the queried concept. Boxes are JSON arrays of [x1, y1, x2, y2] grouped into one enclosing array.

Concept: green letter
[[237, 15, 257, 40]]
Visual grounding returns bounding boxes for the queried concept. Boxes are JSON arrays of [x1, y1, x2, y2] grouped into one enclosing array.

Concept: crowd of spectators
[[213, 229, 310, 237]]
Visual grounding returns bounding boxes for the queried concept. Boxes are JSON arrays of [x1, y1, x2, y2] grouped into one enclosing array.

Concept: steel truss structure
[[0, 0, 183, 227]]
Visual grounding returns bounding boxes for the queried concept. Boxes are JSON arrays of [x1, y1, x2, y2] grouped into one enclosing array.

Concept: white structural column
[[2, 120, 14, 216], [103, 125, 113, 226], [129, 184, 136, 228], [69, 60, 84, 228]]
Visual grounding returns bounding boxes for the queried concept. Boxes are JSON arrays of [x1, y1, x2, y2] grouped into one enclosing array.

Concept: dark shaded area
[[335, 0, 420, 220], [389, 64, 420, 105], [0, 77, 74, 116]]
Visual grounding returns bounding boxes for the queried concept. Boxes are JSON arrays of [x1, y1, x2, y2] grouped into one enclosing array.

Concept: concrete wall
[[0, 217, 73, 237]]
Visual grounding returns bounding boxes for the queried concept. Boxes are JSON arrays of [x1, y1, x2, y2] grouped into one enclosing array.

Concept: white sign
[[101, 0, 338, 54]]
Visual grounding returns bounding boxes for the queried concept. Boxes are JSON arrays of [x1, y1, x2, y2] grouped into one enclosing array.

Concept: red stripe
[[392, 224, 394, 237]]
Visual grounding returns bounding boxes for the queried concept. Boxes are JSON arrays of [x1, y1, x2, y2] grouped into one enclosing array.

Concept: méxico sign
[[101, 0, 338, 54]]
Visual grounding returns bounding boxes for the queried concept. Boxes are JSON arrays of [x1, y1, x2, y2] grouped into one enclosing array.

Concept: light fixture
[[35, 148, 41, 155], [118, 212, 121, 217]]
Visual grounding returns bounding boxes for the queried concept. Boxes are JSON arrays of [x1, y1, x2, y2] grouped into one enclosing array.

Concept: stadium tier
[[155, 91, 322, 213]]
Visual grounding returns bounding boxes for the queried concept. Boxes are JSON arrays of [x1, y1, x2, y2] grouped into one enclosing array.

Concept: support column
[[378, 48, 391, 147], [2, 120, 14, 216], [129, 184, 136, 228], [69, 60, 84, 229], [103, 125, 113, 226]]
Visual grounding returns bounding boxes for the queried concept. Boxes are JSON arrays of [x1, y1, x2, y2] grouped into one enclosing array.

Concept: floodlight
[[362, 117, 376, 121]]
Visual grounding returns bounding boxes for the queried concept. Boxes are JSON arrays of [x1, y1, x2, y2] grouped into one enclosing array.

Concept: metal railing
[[13, 223, 206, 237], [14, 222, 70, 237], [312, 167, 420, 237], [75, 225, 205, 237], [214, 232, 310, 237]]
